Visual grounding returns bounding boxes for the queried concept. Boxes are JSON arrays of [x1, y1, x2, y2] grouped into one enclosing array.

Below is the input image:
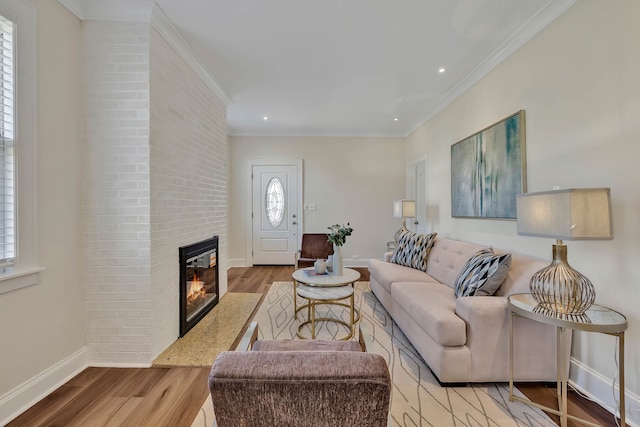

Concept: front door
[[251, 164, 300, 265]]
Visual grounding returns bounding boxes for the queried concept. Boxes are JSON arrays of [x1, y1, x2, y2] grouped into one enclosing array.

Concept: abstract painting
[[451, 110, 526, 219]]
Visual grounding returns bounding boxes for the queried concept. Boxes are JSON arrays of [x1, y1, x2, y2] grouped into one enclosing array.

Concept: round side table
[[508, 293, 628, 427]]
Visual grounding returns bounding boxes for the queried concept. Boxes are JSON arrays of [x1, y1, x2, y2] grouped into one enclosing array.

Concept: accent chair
[[295, 233, 334, 269], [208, 322, 392, 427]]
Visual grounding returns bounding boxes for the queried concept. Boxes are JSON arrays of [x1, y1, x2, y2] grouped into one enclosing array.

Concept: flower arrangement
[[327, 223, 353, 247]]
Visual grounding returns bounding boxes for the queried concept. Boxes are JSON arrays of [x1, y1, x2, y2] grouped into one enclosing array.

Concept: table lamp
[[393, 199, 416, 242], [516, 188, 612, 315]]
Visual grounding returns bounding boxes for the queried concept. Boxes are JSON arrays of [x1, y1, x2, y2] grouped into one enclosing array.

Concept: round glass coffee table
[[292, 267, 361, 340]]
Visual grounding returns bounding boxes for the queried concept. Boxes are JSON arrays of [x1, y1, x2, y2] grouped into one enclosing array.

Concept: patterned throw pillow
[[454, 248, 512, 297], [390, 231, 438, 272]]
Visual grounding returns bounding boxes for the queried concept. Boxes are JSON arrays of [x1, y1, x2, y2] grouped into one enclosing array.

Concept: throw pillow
[[390, 231, 437, 272], [454, 249, 512, 297]]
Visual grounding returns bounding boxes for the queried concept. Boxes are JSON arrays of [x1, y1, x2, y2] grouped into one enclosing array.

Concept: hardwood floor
[[9, 266, 615, 427], [7, 367, 211, 427], [517, 383, 618, 427]]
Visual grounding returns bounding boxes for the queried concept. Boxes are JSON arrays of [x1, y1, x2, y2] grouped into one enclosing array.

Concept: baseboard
[[88, 362, 152, 368], [226, 258, 371, 269], [0, 347, 89, 426], [227, 258, 248, 268], [343, 258, 369, 268], [570, 356, 640, 427]]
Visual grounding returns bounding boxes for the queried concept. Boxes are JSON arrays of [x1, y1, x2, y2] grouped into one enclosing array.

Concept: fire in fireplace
[[179, 236, 219, 336]]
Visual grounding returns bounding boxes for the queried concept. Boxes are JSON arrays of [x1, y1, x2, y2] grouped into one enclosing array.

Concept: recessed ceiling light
[[394, 118, 399, 121], [263, 116, 268, 121], [439, 68, 446, 73]]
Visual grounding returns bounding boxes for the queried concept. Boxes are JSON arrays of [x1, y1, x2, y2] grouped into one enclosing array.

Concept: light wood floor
[[8, 266, 616, 427]]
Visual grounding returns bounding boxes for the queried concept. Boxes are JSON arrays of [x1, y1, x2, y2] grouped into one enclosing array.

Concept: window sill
[[0, 266, 45, 295]]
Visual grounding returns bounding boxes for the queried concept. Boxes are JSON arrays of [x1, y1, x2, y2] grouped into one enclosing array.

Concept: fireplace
[[179, 236, 219, 337]]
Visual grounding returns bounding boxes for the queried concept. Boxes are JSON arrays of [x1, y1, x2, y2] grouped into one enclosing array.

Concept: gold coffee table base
[[295, 287, 355, 341], [295, 301, 360, 324], [297, 316, 354, 341]]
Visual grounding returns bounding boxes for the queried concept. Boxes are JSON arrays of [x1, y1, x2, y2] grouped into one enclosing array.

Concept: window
[[265, 177, 285, 227], [0, 0, 39, 294], [0, 15, 15, 267]]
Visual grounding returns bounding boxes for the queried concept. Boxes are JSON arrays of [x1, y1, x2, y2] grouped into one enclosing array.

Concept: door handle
[[414, 221, 419, 225]]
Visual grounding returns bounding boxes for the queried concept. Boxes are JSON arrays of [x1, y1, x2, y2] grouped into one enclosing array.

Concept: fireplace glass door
[[179, 236, 219, 336]]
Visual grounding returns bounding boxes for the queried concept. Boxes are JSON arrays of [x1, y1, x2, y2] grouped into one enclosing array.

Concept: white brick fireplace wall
[[149, 27, 228, 358], [82, 20, 228, 365], [83, 21, 153, 364]]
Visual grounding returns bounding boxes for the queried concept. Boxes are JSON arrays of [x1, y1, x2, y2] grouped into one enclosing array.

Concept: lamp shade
[[393, 200, 416, 219], [516, 188, 612, 240]]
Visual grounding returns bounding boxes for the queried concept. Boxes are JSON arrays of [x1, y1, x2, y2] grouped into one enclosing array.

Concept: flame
[[187, 273, 205, 300]]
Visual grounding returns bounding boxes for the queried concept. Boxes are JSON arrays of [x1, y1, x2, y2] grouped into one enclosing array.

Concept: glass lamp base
[[530, 242, 595, 315], [394, 219, 409, 242]]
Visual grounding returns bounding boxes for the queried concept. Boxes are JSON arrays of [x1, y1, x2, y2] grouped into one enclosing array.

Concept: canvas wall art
[[451, 110, 526, 219]]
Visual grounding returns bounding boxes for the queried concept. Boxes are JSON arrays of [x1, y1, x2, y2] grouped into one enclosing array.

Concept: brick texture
[[82, 21, 228, 364], [149, 28, 228, 357]]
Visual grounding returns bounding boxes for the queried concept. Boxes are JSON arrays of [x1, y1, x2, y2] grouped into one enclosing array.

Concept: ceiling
[[64, 0, 575, 137]]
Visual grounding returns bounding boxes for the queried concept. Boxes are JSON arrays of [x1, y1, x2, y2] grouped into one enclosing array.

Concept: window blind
[[0, 15, 15, 265]]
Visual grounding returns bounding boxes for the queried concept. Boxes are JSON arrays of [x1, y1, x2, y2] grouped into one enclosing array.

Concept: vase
[[314, 258, 327, 274], [333, 245, 343, 276]]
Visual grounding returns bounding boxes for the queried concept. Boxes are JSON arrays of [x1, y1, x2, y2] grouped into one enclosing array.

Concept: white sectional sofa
[[368, 237, 560, 384]]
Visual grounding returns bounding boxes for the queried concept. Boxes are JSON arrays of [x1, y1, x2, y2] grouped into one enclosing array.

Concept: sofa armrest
[[383, 251, 393, 262], [456, 296, 559, 382], [456, 296, 508, 345], [455, 296, 513, 382]]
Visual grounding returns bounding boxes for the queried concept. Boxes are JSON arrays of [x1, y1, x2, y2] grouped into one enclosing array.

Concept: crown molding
[[56, 0, 154, 22], [55, 0, 232, 107], [229, 130, 405, 138], [403, 0, 576, 137], [56, 0, 84, 19], [150, 5, 233, 107]]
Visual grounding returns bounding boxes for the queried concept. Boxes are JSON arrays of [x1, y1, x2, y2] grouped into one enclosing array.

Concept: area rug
[[152, 292, 262, 367], [245, 281, 557, 427]]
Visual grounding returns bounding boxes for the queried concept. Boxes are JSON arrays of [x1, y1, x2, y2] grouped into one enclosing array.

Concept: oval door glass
[[265, 177, 285, 228]]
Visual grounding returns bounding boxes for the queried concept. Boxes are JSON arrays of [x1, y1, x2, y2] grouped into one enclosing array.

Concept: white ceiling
[[61, 0, 575, 137]]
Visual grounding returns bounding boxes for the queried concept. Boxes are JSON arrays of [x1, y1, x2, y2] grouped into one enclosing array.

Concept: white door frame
[[407, 156, 428, 234], [245, 159, 304, 266]]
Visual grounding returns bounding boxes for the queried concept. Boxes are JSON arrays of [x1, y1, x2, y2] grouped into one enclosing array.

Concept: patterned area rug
[[152, 292, 261, 367], [240, 281, 557, 427]]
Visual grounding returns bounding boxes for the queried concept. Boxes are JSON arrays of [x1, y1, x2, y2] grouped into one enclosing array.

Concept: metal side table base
[[508, 293, 627, 427]]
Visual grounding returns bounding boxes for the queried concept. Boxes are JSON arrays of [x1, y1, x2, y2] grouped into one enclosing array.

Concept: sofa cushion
[[391, 282, 466, 346], [368, 258, 437, 294], [390, 231, 437, 271], [454, 249, 512, 297], [426, 239, 490, 288]]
